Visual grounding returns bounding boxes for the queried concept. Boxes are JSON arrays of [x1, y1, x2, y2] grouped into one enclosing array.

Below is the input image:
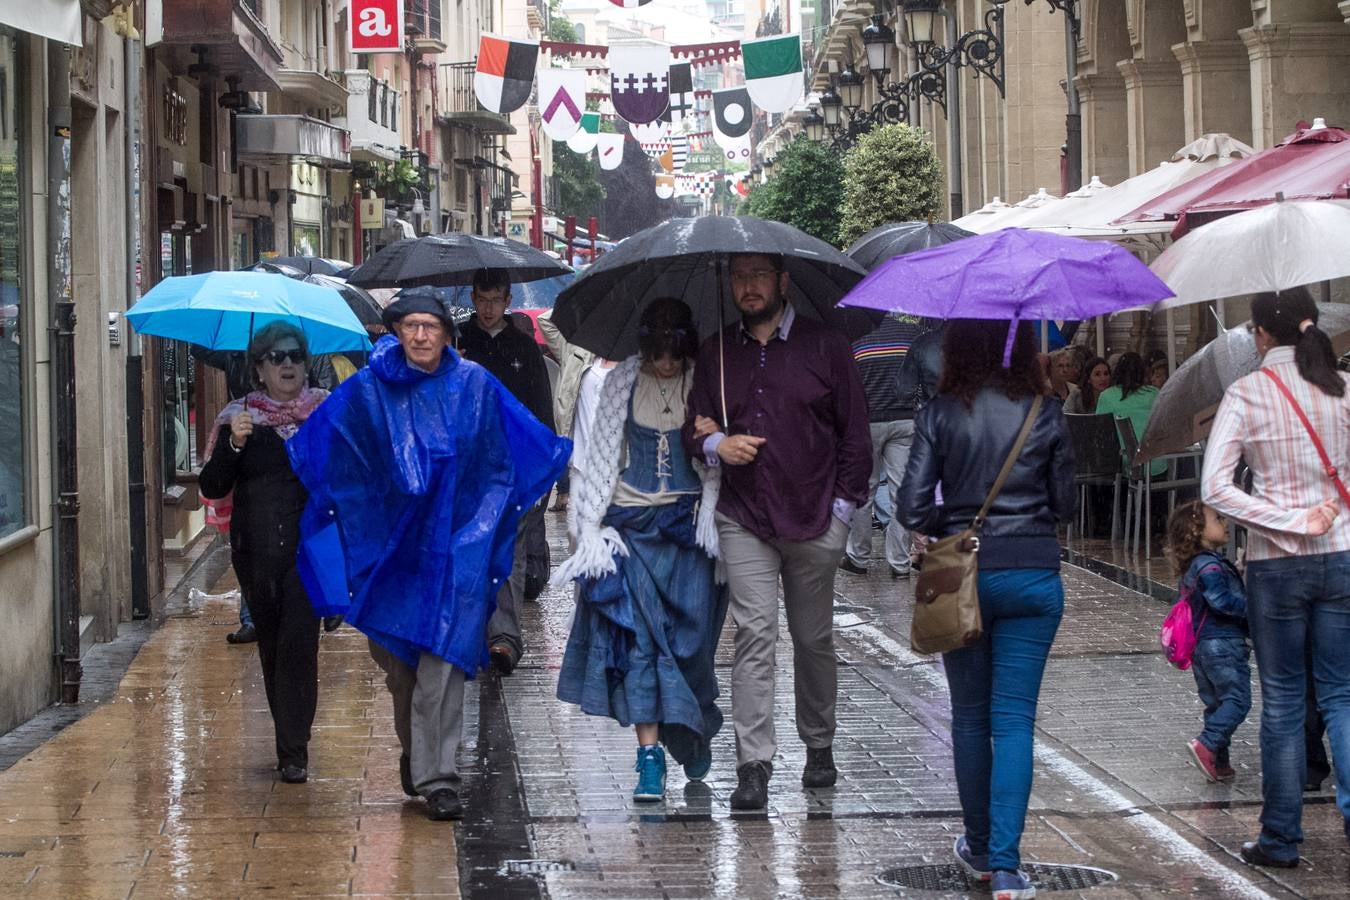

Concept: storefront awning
[[235, 115, 350, 167], [0, 0, 82, 46]]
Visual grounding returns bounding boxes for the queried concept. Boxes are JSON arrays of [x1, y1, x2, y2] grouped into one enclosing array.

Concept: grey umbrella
[[1139, 303, 1350, 461], [845, 221, 974, 272]]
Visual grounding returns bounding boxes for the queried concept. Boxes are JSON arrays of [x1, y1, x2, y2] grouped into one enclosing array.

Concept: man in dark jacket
[[456, 268, 555, 675], [681, 252, 872, 811], [841, 314, 930, 579]]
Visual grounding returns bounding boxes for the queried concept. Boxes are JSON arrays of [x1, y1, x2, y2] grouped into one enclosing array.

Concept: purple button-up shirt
[[681, 305, 872, 543]]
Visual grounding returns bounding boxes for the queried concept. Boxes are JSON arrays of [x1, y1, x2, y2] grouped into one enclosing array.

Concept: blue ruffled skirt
[[556, 496, 728, 765]]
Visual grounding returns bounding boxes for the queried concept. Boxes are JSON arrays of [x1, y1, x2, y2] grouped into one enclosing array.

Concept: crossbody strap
[[973, 394, 1044, 530], [1259, 369, 1350, 507]]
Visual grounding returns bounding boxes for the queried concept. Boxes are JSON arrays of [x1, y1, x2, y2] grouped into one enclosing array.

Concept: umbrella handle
[[1002, 317, 1019, 369], [717, 256, 729, 431]]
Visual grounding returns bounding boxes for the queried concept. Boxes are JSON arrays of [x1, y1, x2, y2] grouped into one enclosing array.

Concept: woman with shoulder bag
[[199, 322, 329, 785], [897, 319, 1075, 900], [1201, 287, 1350, 868]]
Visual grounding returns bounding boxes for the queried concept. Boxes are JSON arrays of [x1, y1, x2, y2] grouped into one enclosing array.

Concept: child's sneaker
[[953, 835, 991, 881], [633, 746, 666, 803], [991, 869, 1036, 899], [1187, 739, 1223, 782]]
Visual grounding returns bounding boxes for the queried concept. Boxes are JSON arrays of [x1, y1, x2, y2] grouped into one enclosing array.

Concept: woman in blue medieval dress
[[553, 297, 726, 804]]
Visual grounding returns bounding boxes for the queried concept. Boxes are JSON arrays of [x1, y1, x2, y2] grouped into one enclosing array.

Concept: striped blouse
[[1201, 346, 1350, 560]]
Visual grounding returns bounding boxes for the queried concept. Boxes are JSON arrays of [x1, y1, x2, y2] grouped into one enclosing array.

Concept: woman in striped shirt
[[1200, 287, 1348, 868]]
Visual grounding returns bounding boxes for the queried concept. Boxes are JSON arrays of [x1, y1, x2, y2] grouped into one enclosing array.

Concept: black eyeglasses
[[262, 349, 305, 365]]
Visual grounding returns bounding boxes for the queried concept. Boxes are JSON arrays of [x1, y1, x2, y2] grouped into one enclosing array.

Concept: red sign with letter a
[[350, 0, 404, 54]]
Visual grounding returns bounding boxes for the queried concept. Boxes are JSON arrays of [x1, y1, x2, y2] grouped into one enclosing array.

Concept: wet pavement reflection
[[0, 514, 1345, 898]]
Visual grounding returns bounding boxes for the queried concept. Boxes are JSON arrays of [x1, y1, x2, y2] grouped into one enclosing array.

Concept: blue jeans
[[1192, 636, 1252, 763], [943, 568, 1064, 872], [1245, 550, 1350, 860]]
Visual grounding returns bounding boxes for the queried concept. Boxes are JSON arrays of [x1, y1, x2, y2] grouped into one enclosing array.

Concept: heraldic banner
[[608, 45, 671, 125], [474, 34, 539, 114]]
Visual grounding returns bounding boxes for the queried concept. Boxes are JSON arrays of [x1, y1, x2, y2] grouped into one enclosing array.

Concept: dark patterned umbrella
[[346, 234, 568, 288], [845, 221, 974, 272], [552, 216, 877, 360], [303, 274, 382, 327], [250, 256, 354, 277]]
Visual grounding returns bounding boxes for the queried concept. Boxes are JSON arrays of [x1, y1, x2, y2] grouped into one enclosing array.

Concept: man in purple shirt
[[682, 252, 871, 810]]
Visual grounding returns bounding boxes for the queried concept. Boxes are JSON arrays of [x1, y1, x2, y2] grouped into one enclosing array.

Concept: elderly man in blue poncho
[[288, 292, 570, 821]]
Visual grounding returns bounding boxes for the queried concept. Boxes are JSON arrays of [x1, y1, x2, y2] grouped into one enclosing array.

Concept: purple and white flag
[[608, 45, 671, 125], [537, 69, 587, 141]]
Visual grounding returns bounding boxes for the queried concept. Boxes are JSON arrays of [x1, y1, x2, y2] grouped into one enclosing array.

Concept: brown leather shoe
[[489, 644, 518, 676]]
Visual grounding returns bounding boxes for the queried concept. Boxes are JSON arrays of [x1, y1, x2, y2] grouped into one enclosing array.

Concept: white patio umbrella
[[1151, 199, 1350, 310], [1013, 134, 1258, 244], [956, 187, 1061, 234], [950, 195, 1013, 232]]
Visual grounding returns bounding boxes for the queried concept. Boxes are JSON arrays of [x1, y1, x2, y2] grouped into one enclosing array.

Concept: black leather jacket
[[897, 388, 1075, 570]]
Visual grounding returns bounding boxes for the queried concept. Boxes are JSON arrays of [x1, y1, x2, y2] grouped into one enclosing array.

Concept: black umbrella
[[552, 216, 877, 360], [346, 234, 568, 288], [250, 256, 354, 277], [845, 221, 974, 272], [304, 273, 383, 327]]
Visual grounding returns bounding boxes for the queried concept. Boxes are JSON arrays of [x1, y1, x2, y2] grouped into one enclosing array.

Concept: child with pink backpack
[[1164, 500, 1252, 783]]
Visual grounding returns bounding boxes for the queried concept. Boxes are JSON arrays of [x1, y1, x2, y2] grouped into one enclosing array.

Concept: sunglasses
[[262, 349, 305, 365]]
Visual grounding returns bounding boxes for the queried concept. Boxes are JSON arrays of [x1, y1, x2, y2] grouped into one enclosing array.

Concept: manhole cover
[[877, 862, 1118, 893], [498, 859, 576, 876]]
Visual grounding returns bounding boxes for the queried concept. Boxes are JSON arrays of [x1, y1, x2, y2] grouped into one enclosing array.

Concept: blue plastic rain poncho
[[287, 334, 570, 675]]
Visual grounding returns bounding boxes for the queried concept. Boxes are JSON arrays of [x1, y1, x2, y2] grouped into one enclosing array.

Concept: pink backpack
[[1160, 583, 1207, 670]]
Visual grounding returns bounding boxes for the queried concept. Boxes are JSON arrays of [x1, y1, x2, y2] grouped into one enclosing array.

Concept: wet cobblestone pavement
[[1, 513, 1346, 897]]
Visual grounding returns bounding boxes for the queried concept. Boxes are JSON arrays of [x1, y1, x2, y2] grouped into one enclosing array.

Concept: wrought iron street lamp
[[861, 15, 895, 82], [819, 85, 843, 129], [838, 66, 866, 113], [803, 109, 826, 143], [901, 0, 942, 47], [904, 0, 1009, 105]]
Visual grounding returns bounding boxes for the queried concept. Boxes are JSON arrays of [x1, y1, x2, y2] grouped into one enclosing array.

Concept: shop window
[[0, 28, 24, 539]]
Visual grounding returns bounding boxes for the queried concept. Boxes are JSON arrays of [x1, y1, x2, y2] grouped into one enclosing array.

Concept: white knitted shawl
[[551, 356, 720, 587]]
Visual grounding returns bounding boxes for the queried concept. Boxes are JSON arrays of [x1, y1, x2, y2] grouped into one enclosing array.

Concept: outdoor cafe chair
[[1115, 417, 1203, 556], [1063, 413, 1123, 543]]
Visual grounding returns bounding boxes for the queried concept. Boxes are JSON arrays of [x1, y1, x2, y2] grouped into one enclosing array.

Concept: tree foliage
[[837, 124, 944, 247], [740, 136, 843, 245], [546, 0, 577, 42], [554, 141, 605, 224]]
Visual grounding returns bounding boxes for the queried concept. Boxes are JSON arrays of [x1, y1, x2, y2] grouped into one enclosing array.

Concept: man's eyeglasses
[[398, 320, 446, 336], [730, 269, 780, 285], [262, 349, 305, 365]]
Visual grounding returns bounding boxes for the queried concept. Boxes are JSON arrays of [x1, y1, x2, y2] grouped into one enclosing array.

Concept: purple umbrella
[[839, 228, 1174, 363]]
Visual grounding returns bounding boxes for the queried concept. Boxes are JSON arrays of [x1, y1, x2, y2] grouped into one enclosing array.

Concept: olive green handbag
[[911, 395, 1043, 655]]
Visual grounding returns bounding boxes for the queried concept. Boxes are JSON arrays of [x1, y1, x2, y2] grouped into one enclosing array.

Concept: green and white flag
[[566, 112, 601, 154], [742, 34, 804, 114]]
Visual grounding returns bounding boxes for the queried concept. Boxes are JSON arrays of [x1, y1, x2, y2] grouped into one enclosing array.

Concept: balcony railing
[[407, 0, 443, 41], [438, 61, 516, 134]]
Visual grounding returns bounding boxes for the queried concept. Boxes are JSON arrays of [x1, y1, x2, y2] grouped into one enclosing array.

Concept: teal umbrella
[[126, 271, 372, 353]]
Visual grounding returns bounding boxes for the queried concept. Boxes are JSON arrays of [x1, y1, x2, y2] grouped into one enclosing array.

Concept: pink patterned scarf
[[202, 387, 329, 533]]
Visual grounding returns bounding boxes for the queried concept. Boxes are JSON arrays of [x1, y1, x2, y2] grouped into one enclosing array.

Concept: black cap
[[381, 286, 454, 332]]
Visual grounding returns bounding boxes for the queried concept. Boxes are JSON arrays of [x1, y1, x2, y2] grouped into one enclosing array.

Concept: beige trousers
[[716, 512, 848, 766]]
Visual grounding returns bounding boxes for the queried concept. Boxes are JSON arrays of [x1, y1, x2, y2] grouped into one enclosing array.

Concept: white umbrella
[[1013, 134, 1257, 242], [950, 195, 1013, 232], [955, 188, 1061, 234], [1151, 199, 1350, 310]]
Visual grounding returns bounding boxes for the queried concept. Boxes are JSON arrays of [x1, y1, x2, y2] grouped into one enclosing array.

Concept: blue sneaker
[[991, 869, 1036, 900], [953, 835, 991, 881], [683, 742, 712, 782], [633, 746, 666, 803]]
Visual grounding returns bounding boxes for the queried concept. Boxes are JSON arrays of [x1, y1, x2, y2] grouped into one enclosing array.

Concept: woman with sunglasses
[[554, 297, 727, 804], [199, 322, 330, 784]]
